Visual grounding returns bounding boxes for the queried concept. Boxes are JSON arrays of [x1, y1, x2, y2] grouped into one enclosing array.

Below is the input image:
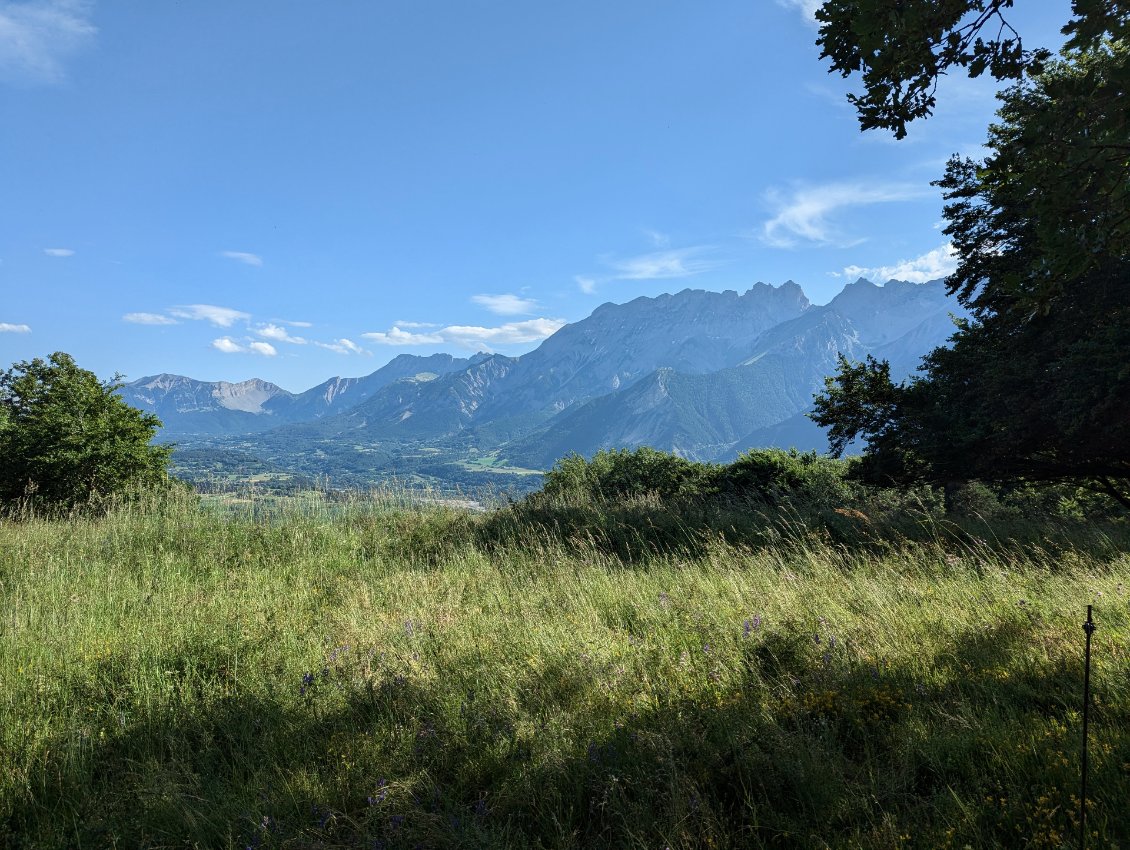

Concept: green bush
[[720, 448, 853, 507], [0, 352, 173, 515], [542, 447, 719, 501]]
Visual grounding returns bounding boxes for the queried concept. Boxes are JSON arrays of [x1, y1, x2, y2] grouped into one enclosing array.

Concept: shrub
[[541, 447, 719, 501], [0, 352, 173, 514], [720, 448, 853, 507]]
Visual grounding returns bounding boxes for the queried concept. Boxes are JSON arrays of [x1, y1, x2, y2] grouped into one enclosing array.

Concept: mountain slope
[[501, 278, 963, 465], [276, 282, 814, 448], [127, 278, 966, 486], [122, 353, 486, 437]]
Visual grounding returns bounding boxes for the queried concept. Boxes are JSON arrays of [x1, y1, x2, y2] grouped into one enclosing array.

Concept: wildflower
[[300, 671, 315, 695], [368, 780, 388, 806], [658, 592, 670, 608], [743, 614, 762, 636], [405, 620, 415, 637]]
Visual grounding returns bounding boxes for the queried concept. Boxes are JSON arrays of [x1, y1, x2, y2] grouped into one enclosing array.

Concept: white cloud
[[575, 275, 596, 294], [220, 250, 262, 267], [361, 326, 445, 346], [282, 319, 312, 328], [316, 338, 369, 355], [776, 0, 820, 24], [395, 321, 440, 329], [171, 304, 250, 327], [0, 322, 31, 333], [212, 337, 276, 356], [607, 247, 717, 280], [642, 229, 670, 248], [43, 247, 74, 256], [761, 181, 932, 248], [443, 318, 565, 347], [0, 0, 96, 85], [254, 323, 306, 344], [471, 293, 539, 316], [211, 337, 244, 354], [363, 317, 565, 349], [839, 243, 959, 284], [123, 312, 178, 325]]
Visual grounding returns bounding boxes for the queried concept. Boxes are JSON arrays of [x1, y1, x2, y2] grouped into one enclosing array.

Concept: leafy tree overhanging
[[810, 2, 1130, 507]]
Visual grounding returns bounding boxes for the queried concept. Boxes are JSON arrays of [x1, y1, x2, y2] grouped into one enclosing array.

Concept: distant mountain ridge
[[123, 278, 964, 487], [121, 352, 489, 436]]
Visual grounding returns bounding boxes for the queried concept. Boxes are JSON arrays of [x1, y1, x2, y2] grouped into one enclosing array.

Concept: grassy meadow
[[2, 488, 1129, 849]]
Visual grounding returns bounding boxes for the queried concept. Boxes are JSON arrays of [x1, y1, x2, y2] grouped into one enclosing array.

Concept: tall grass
[[1, 488, 1127, 848]]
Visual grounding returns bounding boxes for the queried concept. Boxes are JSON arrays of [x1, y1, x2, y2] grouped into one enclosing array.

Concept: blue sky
[[1, 0, 1071, 391]]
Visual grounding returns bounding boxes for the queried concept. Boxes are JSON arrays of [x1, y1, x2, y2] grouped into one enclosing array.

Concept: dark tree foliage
[[813, 270, 1130, 506], [811, 6, 1130, 507], [0, 352, 173, 512], [815, 0, 1127, 139], [939, 44, 1129, 313]]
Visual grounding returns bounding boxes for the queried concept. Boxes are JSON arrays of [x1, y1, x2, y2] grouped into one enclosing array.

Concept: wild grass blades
[[1, 487, 1128, 848]]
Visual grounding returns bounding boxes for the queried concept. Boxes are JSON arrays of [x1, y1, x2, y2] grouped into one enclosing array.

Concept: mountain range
[[120, 278, 964, 490]]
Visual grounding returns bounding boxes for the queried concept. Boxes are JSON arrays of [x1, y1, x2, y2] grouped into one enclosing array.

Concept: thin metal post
[[1080, 604, 1096, 849]]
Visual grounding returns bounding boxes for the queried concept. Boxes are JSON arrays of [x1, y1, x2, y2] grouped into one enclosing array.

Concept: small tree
[[0, 352, 173, 512]]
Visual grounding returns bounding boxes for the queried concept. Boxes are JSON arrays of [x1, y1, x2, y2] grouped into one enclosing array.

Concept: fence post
[[1080, 604, 1096, 849]]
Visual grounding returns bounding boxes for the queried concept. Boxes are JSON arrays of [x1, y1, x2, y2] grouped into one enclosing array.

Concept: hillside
[[2, 491, 1126, 848]]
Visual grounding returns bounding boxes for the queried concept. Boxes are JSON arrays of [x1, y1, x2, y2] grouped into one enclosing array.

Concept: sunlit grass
[[1, 490, 1128, 848]]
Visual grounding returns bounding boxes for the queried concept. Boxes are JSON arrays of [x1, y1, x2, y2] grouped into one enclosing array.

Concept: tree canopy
[[815, 0, 1127, 138], [811, 3, 1130, 507], [0, 352, 173, 512]]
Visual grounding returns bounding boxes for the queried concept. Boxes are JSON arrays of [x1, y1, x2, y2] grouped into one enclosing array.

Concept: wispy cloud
[[0, 0, 96, 85], [761, 181, 932, 248], [607, 247, 718, 280], [395, 321, 440, 329], [471, 293, 539, 316], [575, 275, 596, 294], [220, 250, 262, 267], [363, 317, 565, 349], [776, 0, 820, 24], [43, 247, 74, 257], [281, 319, 312, 328], [0, 322, 31, 333], [123, 312, 178, 325], [211, 337, 244, 354], [838, 243, 958, 284], [362, 326, 444, 346], [170, 304, 250, 327], [315, 338, 369, 356], [212, 337, 276, 356], [642, 229, 670, 248], [254, 323, 306, 344]]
